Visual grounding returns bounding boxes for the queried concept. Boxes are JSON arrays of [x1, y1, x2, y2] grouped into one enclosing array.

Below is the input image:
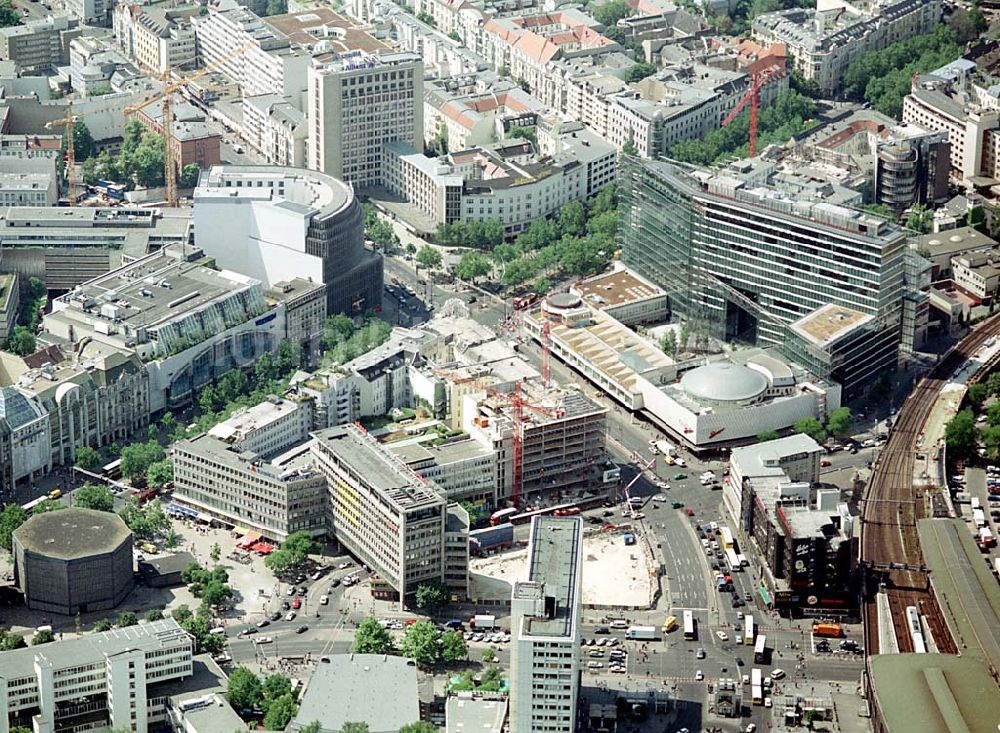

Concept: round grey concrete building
[[680, 362, 769, 406], [13, 507, 134, 615]]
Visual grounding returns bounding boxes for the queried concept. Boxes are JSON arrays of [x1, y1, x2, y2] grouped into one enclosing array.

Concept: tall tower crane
[[486, 382, 563, 508], [45, 102, 76, 206], [720, 58, 785, 159], [123, 43, 253, 207]]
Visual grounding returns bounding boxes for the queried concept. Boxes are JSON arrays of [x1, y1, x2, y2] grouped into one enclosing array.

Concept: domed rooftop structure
[[680, 363, 769, 404], [0, 387, 45, 430]]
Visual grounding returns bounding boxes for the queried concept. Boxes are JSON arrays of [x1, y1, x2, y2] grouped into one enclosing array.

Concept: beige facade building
[[307, 51, 424, 189], [312, 424, 449, 605], [113, 3, 198, 74]]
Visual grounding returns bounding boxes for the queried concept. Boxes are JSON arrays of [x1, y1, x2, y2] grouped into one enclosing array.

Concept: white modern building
[[193, 165, 382, 317], [208, 393, 311, 457], [0, 618, 194, 733], [65, 0, 107, 26], [725, 433, 823, 526], [113, 3, 198, 74], [173, 432, 328, 541], [384, 131, 616, 236], [307, 50, 424, 189], [752, 0, 941, 95], [41, 244, 283, 413], [0, 159, 57, 207], [311, 424, 450, 606], [242, 94, 307, 167], [510, 515, 582, 733]]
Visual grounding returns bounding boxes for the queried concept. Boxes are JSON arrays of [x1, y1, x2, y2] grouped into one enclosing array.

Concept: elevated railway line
[[862, 315, 1000, 658]]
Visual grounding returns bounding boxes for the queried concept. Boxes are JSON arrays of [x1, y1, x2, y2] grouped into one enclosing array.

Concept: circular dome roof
[[547, 292, 581, 309], [0, 387, 44, 430], [680, 363, 769, 403]]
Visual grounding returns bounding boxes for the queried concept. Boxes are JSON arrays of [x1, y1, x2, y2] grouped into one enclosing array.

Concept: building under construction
[[462, 382, 613, 506]]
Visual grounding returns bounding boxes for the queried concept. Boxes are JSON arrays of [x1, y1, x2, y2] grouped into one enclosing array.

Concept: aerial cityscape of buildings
[[0, 0, 1000, 731]]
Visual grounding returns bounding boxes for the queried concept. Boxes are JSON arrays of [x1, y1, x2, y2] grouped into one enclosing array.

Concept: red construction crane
[[720, 59, 785, 159], [486, 382, 563, 508], [541, 320, 552, 388]]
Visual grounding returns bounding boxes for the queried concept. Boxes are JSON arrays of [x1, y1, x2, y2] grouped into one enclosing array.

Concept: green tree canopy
[[757, 430, 780, 442], [179, 163, 200, 188], [825, 407, 852, 436], [416, 246, 443, 270], [117, 498, 168, 539], [93, 618, 113, 632], [120, 440, 166, 480], [0, 629, 26, 650], [0, 0, 22, 28], [353, 616, 394, 655], [341, 724, 370, 733], [440, 630, 467, 663], [625, 62, 657, 83], [263, 693, 297, 729], [0, 504, 28, 550], [793, 417, 828, 444], [591, 0, 630, 26], [945, 409, 978, 460], [74, 446, 102, 471], [455, 251, 491, 282], [227, 667, 264, 713], [400, 620, 441, 668], [32, 499, 65, 514], [117, 611, 137, 627], [147, 459, 173, 489], [8, 326, 36, 356], [264, 530, 319, 574], [145, 609, 164, 622], [415, 579, 449, 613], [399, 723, 439, 733], [73, 483, 115, 512], [31, 630, 55, 645]]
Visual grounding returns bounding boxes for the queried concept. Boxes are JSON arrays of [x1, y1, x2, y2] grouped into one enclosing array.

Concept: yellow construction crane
[[45, 101, 77, 206], [123, 43, 253, 207]]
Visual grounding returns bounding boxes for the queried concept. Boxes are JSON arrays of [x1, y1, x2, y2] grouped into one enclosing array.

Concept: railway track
[[861, 315, 1000, 657]]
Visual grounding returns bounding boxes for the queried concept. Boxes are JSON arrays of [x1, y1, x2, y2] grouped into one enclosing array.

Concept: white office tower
[[509, 516, 583, 733]]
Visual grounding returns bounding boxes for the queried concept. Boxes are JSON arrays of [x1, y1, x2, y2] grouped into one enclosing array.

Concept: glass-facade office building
[[620, 157, 914, 394]]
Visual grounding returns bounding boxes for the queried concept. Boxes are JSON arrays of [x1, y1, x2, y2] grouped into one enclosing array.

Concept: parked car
[[296, 626, 309, 634], [285, 611, 296, 621], [716, 631, 728, 642], [292, 598, 301, 610]]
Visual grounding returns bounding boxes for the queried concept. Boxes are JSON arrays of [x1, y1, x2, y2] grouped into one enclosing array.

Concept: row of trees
[[669, 91, 816, 165], [263, 531, 319, 574], [177, 339, 303, 440], [754, 407, 853, 445], [353, 617, 468, 668], [227, 667, 301, 728], [6, 276, 46, 356], [453, 184, 620, 291], [322, 314, 394, 366], [77, 120, 200, 192], [842, 26, 961, 118], [946, 372, 1000, 459], [435, 219, 505, 249], [364, 204, 400, 249]]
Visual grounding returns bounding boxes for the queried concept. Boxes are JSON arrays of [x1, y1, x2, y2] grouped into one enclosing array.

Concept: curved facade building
[[194, 165, 382, 317], [13, 508, 134, 615]]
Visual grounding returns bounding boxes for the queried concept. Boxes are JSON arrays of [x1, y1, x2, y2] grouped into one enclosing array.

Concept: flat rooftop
[[446, 695, 507, 733], [0, 618, 190, 679], [917, 518, 1000, 676], [523, 306, 673, 394], [522, 516, 582, 638], [264, 8, 387, 53], [311, 425, 445, 512], [574, 267, 666, 309], [789, 304, 874, 348], [209, 395, 301, 445], [869, 654, 1000, 733], [52, 245, 261, 334], [731, 434, 823, 477], [177, 433, 317, 483], [293, 654, 419, 732], [14, 507, 132, 559]]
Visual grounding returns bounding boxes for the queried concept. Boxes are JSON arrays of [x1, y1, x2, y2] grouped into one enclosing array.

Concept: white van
[[609, 619, 629, 629], [209, 627, 225, 635]]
